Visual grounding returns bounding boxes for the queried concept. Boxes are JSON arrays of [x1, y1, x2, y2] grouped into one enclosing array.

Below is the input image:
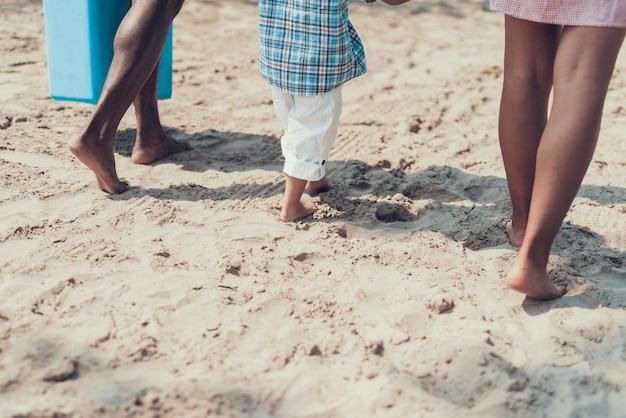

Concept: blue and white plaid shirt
[[258, 0, 377, 96]]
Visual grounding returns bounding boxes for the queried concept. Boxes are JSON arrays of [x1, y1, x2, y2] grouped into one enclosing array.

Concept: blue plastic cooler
[[42, 0, 172, 104]]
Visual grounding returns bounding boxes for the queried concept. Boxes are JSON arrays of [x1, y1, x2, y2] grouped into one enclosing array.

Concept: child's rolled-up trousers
[[272, 85, 343, 182]]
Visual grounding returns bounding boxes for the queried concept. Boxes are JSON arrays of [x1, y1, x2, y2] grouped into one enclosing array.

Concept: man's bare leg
[[68, 0, 184, 193], [281, 174, 316, 222], [505, 24, 625, 300], [131, 58, 190, 165], [68, 131, 128, 193], [498, 16, 559, 246]]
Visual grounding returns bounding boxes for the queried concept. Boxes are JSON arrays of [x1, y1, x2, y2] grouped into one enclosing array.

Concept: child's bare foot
[[280, 199, 317, 222], [506, 258, 568, 300], [131, 130, 190, 165], [305, 177, 331, 194], [68, 133, 130, 194], [506, 220, 525, 247]]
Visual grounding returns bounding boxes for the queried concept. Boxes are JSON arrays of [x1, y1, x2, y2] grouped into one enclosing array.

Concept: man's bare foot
[[131, 130, 190, 165], [506, 258, 568, 300], [280, 199, 317, 222], [68, 133, 130, 194], [305, 177, 331, 194], [506, 220, 525, 247]]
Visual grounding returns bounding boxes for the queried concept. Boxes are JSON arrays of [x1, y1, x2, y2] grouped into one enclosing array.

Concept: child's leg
[[282, 175, 317, 222], [498, 16, 560, 246], [507, 25, 626, 300], [272, 86, 342, 221], [305, 177, 331, 194]]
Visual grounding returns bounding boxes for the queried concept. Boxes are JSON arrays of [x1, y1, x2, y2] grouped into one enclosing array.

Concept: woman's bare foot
[[305, 177, 331, 194], [506, 258, 568, 300], [131, 130, 190, 165], [506, 219, 525, 247], [280, 199, 317, 222], [68, 134, 130, 194]]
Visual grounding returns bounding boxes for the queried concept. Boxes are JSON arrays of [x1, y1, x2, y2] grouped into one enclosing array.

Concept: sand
[[1, 0, 625, 417]]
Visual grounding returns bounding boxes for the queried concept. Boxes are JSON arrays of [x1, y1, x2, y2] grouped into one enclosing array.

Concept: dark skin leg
[[68, 0, 186, 194], [131, 55, 190, 165]]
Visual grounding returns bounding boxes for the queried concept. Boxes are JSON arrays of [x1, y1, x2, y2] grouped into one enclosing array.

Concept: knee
[[164, 0, 184, 17], [504, 67, 553, 98], [143, 0, 184, 18], [169, 0, 184, 16]]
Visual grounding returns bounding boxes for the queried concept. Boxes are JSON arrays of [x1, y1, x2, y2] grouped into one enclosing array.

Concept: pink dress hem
[[490, 0, 626, 28]]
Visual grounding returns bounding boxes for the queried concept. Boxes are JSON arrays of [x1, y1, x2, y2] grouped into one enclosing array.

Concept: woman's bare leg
[[507, 24, 626, 300], [498, 16, 560, 246]]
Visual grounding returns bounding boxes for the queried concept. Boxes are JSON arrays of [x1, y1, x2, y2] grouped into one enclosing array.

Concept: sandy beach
[[1, 0, 625, 417]]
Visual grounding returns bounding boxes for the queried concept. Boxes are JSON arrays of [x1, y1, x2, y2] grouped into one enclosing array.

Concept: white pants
[[272, 86, 343, 181]]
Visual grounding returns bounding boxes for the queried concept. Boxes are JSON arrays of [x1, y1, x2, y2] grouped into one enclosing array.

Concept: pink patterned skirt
[[490, 0, 626, 28]]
